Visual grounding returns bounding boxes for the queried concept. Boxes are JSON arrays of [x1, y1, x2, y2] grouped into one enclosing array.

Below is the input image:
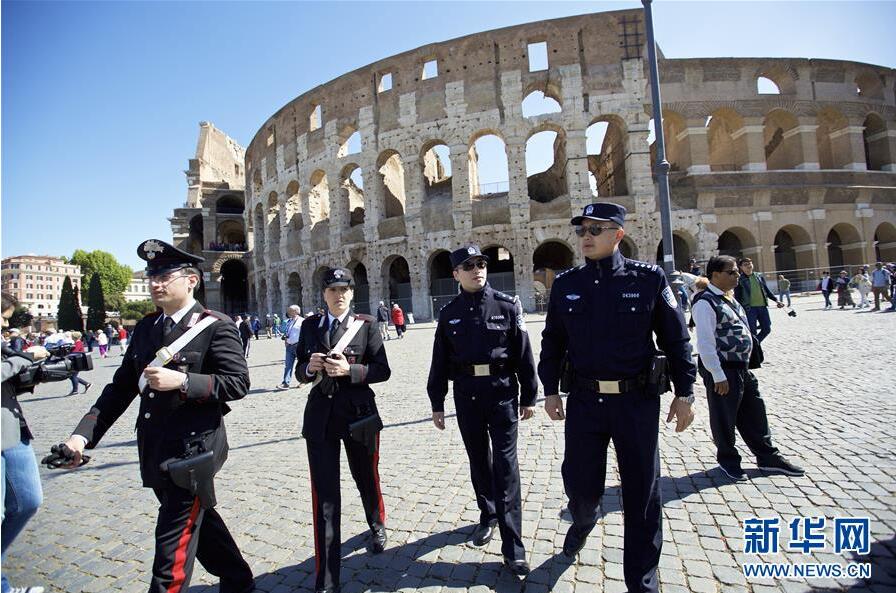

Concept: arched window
[[468, 133, 509, 198], [521, 91, 562, 118], [756, 76, 781, 95], [526, 129, 567, 203], [377, 151, 406, 218], [422, 142, 452, 200], [586, 117, 628, 197]]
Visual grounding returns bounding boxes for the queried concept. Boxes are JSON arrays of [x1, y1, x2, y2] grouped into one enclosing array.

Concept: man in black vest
[[296, 267, 391, 593], [59, 239, 254, 593], [427, 244, 538, 576], [692, 255, 804, 481]]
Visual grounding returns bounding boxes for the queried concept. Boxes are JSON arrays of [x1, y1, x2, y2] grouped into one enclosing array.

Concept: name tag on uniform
[[488, 315, 505, 321]]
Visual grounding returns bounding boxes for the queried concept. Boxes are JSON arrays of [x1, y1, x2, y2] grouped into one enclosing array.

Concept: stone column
[[326, 164, 343, 251], [449, 143, 473, 235], [807, 209, 830, 270], [624, 113, 654, 211], [409, 253, 430, 321], [278, 268, 290, 315], [564, 128, 592, 211], [402, 154, 425, 238], [865, 129, 896, 171], [787, 120, 820, 170], [515, 239, 536, 312], [733, 119, 767, 171], [361, 165, 382, 242], [278, 195, 290, 262], [830, 125, 869, 171], [681, 121, 710, 174], [505, 139, 529, 226]]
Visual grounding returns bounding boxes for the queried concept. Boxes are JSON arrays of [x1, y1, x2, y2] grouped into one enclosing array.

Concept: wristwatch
[[179, 374, 190, 394], [676, 394, 696, 404]]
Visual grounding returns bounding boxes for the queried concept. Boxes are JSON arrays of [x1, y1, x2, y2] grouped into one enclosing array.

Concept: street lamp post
[[642, 0, 677, 279]]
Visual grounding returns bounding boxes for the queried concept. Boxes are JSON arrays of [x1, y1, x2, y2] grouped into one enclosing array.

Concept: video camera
[[2, 345, 93, 394]]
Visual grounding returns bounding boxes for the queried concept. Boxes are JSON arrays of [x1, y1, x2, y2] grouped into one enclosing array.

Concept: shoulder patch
[[493, 290, 515, 303], [661, 286, 679, 309]]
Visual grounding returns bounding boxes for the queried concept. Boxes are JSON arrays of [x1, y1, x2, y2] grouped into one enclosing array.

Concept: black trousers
[[149, 486, 252, 593], [306, 434, 385, 591], [454, 393, 525, 561], [698, 362, 779, 467], [563, 389, 662, 593]]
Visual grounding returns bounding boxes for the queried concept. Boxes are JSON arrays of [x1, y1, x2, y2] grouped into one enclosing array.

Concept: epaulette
[[493, 290, 515, 303], [202, 309, 230, 322], [354, 313, 375, 322], [556, 264, 585, 279], [625, 258, 661, 274]]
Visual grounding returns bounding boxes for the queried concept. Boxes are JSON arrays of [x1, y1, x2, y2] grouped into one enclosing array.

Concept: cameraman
[[2, 293, 48, 593]]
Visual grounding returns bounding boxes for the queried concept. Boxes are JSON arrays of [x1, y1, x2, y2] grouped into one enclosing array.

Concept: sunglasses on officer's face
[[575, 225, 619, 237], [460, 259, 488, 272]]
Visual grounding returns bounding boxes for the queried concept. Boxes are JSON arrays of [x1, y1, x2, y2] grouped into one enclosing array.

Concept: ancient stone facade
[[186, 10, 896, 320]]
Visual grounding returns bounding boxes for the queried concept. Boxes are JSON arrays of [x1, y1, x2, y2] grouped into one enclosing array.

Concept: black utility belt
[[453, 362, 512, 377], [572, 374, 647, 394]]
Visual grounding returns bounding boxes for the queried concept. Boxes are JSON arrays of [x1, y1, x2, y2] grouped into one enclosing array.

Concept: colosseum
[[169, 9, 896, 321]]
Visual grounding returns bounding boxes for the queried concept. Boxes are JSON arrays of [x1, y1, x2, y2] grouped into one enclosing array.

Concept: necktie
[[329, 318, 340, 342], [163, 316, 175, 338]]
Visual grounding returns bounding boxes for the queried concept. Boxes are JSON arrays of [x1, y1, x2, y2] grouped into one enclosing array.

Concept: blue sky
[[3, 1, 894, 271]]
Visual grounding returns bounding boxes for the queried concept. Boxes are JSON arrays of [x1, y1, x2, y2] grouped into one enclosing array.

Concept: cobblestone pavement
[[5, 295, 894, 593]]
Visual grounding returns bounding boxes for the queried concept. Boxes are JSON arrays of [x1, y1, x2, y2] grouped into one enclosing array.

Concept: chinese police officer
[[539, 203, 697, 593], [427, 245, 538, 576], [295, 267, 391, 593], [59, 239, 254, 593]]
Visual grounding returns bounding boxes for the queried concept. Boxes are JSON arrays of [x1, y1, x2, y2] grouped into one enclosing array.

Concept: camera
[[2, 345, 94, 394]]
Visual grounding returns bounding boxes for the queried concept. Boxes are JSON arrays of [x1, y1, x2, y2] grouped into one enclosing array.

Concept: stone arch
[[816, 107, 850, 169], [526, 123, 568, 203], [874, 221, 896, 262], [257, 276, 267, 314], [377, 150, 407, 219], [763, 109, 802, 170], [266, 191, 281, 263], [481, 245, 516, 294], [251, 168, 262, 195], [311, 265, 330, 308], [469, 131, 509, 197], [652, 110, 686, 173], [220, 258, 249, 316], [382, 255, 413, 313], [619, 236, 637, 259], [717, 226, 758, 258], [587, 115, 628, 197], [773, 224, 816, 273], [855, 70, 884, 99], [285, 180, 303, 257], [421, 140, 452, 200], [707, 108, 748, 171], [340, 163, 365, 229], [428, 249, 457, 314], [188, 214, 204, 255], [532, 240, 575, 296], [827, 222, 864, 270], [863, 113, 891, 171], [346, 260, 370, 314], [252, 203, 265, 264], [656, 231, 694, 272], [337, 124, 362, 158], [215, 194, 244, 214], [309, 170, 331, 252], [521, 89, 562, 118], [755, 64, 797, 95], [269, 273, 282, 315], [216, 219, 245, 246], [287, 271, 303, 312]]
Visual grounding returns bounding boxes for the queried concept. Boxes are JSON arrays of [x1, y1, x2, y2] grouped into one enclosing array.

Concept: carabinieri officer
[[427, 245, 538, 577], [296, 267, 391, 593], [60, 239, 254, 593], [539, 203, 697, 593]]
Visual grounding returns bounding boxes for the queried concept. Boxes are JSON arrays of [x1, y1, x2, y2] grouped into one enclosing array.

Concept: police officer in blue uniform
[[60, 239, 254, 593], [539, 204, 697, 593], [427, 245, 538, 576]]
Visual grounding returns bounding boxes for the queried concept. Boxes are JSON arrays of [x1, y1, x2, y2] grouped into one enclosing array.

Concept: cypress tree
[[86, 274, 107, 331], [57, 275, 84, 331]]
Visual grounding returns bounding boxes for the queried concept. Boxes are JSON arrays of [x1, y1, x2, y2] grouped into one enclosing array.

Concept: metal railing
[[472, 181, 510, 197]]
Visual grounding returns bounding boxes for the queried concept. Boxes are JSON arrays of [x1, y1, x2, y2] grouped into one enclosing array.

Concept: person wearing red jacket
[[390, 303, 405, 339]]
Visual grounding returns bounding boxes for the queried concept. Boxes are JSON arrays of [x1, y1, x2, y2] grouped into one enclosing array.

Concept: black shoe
[[369, 526, 387, 554], [562, 526, 590, 558], [83, 382, 92, 393], [278, 382, 289, 389], [471, 521, 496, 546], [314, 589, 339, 593], [759, 457, 805, 476], [719, 463, 748, 481], [222, 576, 255, 593], [67, 391, 78, 396], [503, 557, 531, 577]]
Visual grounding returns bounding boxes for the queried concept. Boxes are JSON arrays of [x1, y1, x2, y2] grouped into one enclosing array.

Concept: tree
[[120, 299, 157, 320], [57, 276, 84, 331], [8, 306, 33, 330], [86, 273, 107, 331], [70, 249, 132, 305]]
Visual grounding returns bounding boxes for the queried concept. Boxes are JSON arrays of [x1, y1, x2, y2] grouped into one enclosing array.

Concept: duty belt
[[454, 362, 511, 377], [572, 374, 646, 394]]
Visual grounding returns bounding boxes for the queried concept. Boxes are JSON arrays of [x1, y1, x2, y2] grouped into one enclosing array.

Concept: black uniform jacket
[[427, 284, 538, 413], [295, 312, 391, 441], [74, 301, 250, 487], [538, 250, 696, 397]]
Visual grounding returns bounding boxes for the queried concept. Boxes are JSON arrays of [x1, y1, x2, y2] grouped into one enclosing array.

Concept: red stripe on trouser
[[311, 471, 320, 575], [166, 496, 201, 593], [372, 433, 386, 522]]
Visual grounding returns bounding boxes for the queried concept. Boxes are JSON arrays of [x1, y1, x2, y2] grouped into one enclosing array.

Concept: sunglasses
[[575, 225, 619, 237], [460, 259, 488, 271]]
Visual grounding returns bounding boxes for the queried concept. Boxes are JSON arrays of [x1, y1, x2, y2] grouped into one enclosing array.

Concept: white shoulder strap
[[312, 316, 367, 388], [137, 315, 218, 393]]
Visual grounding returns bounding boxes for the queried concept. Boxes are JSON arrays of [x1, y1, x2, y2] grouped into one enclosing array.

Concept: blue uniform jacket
[[538, 250, 696, 397], [427, 283, 538, 413]]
